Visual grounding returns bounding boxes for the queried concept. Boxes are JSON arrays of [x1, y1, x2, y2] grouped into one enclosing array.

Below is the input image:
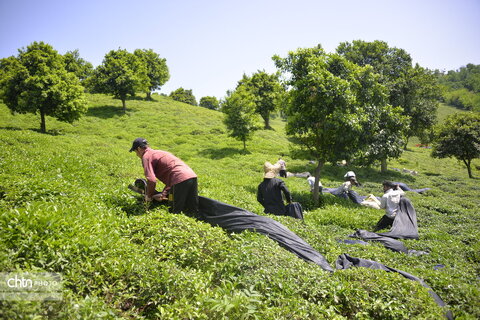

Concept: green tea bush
[[0, 94, 479, 319]]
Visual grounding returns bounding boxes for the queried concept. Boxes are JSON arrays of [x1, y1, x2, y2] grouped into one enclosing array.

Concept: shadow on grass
[[0, 126, 66, 136], [126, 95, 160, 102], [199, 147, 251, 159], [86, 105, 133, 119], [424, 172, 442, 177]]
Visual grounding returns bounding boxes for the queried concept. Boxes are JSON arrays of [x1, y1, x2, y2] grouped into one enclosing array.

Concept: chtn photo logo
[[1, 272, 63, 301]]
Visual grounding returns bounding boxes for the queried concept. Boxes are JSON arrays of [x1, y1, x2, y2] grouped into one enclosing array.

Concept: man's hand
[[152, 193, 168, 202]]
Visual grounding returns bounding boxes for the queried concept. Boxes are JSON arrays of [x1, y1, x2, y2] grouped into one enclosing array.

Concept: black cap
[[129, 138, 148, 152]]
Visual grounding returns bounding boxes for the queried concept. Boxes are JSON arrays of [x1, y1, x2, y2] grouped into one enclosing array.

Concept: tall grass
[[0, 94, 478, 319]]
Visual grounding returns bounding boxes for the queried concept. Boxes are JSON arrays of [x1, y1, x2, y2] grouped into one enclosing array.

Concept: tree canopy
[[63, 49, 93, 83], [221, 86, 259, 151], [134, 49, 170, 100], [431, 112, 480, 178], [0, 41, 87, 133], [199, 96, 219, 110], [237, 71, 283, 129], [273, 46, 394, 204], [336, 40, 440, 146], [169, 88, 197, 106], [91, 48, 149, 113]]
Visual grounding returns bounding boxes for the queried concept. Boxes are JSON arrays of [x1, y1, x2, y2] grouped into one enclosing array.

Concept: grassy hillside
[[0, 94, 479, 319]]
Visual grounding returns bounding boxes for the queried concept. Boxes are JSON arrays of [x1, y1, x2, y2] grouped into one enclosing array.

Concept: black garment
[[257, 178, 292, 215], [373, 214, 394, 231], [279, 169, 287, 178], [323, 186, 364, 204], [170, 177, 198, 215]]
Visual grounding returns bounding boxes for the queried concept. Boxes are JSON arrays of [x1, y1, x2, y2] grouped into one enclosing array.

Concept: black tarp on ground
[[349, 197, 419, 252], [197, 196, 334, 272], [336, 254, 453, 320], [349, 229, 409, 253]]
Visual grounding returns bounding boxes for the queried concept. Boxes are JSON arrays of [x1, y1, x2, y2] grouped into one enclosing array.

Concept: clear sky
[[1, 0, 479, 100]]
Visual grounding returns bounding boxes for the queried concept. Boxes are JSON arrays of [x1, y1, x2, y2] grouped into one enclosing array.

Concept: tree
[[436, 64, 480, 112], [431, 112, 480, 178], [199, 96, 219, 110], [355, 104, 409, 172], [336, 40, 440, 147], [92, 49, 149, 113], [273, 46, 390, 205], [0, 41, 87, 133], [63, 49, 93, 83], [169, 88, 197, 106], [134, 49, 170, 100], [397, 64, 441, 147], [237, 71, 283, 129], [221, 86, 259, 151]]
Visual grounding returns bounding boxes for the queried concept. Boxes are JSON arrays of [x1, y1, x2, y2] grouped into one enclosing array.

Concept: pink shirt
[[142, 147, 197, 197]]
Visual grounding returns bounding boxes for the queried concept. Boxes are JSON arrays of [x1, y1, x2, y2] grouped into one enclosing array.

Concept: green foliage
[[0, 41, 87, 133], [134, 49, 170, 100], [221, 86, 260, 151], [63, 49, 94, 82], [273, 45, 406, 198], [169, 87, 197, 106], [92, 48, 149, 112], [443, 88, 480, 112], [401, 65, 441, 140], [355, 104, 409, 171], [199, 96, 219, 110], [437, 63, 480, 93], [0, 95, 479, 319], [435, 64, 480, 112], [237, 70, 284, 129], [337, 40, 441, 143], [431, 112, 480, 178]]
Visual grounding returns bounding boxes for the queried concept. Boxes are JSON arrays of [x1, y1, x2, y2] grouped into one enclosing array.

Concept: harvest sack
[[350, 197, 419, 252], [360, 194, 381, 209], [378, 196, 419, 240], [285, 202, 304, 220]]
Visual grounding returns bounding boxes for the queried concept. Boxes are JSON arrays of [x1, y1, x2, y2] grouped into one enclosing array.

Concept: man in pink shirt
[[129, 138, 198, 215]]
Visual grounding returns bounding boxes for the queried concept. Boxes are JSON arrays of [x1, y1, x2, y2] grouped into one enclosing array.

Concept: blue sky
[[1, 0, 479, 100]]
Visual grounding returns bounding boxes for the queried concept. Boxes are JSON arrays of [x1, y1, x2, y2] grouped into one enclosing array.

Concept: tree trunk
[[122, 99, 126, 114], [40, 110, 46, 133], [243, 140, 246, 152], [263, 113, 271, 130], [464, 159, 473, 178], [404, 136, 410, 150], [381, 158, 388, 173], [146, 91, 152, 100], [312, 160, 325, 207]]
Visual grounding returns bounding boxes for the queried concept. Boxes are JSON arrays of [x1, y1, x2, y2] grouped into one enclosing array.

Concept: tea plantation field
[[0, 94, 479, 319]]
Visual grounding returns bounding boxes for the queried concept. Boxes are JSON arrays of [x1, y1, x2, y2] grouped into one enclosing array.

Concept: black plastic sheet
[[197, 196, 334, 272]]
